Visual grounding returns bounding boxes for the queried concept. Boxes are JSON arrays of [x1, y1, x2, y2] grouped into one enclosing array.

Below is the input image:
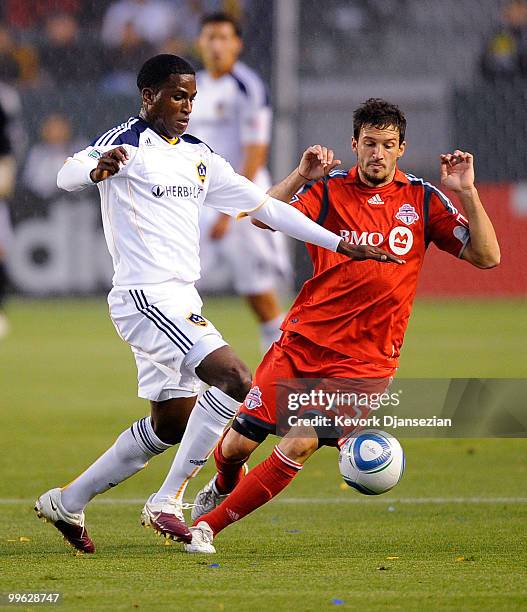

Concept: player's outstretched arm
[[57, 146, 129, 192], [250, 198, 404, 264], [206, 151, 402, 263], [247, 144, 403, 263], [440, 151, 500, 269]]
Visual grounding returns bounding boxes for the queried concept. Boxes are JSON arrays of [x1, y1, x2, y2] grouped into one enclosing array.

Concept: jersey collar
[[135, 116, 181, 145], [160, 134, 180, 145], [345, 165, 409, 186]]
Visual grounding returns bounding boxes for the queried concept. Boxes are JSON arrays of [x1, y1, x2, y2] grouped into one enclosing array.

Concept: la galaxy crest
[[187, 313, 208, 327], [196, 161, 207, 184]]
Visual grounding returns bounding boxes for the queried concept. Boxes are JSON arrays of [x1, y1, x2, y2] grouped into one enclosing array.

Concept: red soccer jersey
[[282, 166, 470, 367]]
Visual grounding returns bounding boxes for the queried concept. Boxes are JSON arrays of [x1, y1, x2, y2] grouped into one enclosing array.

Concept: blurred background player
[[188, 12, 291, 352]]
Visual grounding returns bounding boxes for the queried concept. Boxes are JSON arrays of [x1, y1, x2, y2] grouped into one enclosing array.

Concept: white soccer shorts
[[108, 281, 227, 401], [199, 212, 292, 295]]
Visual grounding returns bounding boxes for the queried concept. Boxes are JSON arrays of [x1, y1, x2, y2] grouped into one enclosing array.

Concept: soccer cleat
[[191, 464, 248, 523], [34, 488, 95, 554], [190, 475, 228, 523], [184, 521, 216, 554], [141, 494, 192, 543]]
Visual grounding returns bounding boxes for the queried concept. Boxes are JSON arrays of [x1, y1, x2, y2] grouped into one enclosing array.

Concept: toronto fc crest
[[244, 386, 263, 410], [395, 203, 419, 226]]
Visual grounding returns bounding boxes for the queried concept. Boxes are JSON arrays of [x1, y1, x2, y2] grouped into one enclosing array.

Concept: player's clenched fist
[[90, 146, 129, 183], [337, 241, 405, 264]]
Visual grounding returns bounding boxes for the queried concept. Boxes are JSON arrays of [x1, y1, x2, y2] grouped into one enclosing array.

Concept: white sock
[[61, 416, 171, 513], [152, 387, 239, 504], [260, 314, 284, 352]]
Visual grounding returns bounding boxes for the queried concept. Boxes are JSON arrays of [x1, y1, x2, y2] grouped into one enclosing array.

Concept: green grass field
[[1, 298, 526, 611]]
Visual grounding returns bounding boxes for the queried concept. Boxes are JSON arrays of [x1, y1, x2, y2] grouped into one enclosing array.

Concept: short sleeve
[[83, 118, 143, 176], [427, 189, 470, 257], [234, 68, 272, 145], [205, 152, 269, 217], [289, 181, 324, 221], [240, 105, 272, 145]]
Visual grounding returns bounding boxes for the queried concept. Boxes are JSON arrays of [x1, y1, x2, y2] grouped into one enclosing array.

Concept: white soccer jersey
[[57, 116, 269, 287], [187, 61, 272, 187]]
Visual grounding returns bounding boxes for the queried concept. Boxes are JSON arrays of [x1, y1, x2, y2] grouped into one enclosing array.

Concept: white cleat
[[34, 488, 95, 553], [191, 475, 228, 523], [191, 464, 248, 523], [184, 521, 216, 554], [141, 494, 192, 543]]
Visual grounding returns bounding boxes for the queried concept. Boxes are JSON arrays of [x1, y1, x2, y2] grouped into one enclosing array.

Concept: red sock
[[196, 446, 303, 535], [214, 433, 247, 495]]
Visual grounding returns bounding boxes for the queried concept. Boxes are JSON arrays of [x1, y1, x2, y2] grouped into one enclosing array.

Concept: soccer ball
[[338, 429, 405, 495]]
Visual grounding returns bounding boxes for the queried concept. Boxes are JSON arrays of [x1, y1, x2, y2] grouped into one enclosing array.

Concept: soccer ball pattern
[[339, 430, 405, 495]]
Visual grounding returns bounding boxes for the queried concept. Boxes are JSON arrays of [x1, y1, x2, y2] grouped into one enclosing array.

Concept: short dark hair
[[137, 54, 195, 91], [201, 12, 242, 38], [353, 98, 406, 144]]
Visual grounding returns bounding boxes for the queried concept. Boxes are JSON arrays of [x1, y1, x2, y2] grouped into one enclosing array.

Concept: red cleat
[[141, 495, 192, 543]]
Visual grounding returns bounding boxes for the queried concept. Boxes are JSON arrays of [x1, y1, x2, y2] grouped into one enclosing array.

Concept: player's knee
[[216, 363, 252, 402], [279, 434, 319, 464], [150, 397, 195, 445], [221, 429, 255, 462], [153, 424, 183, 445], [150, 415, 184, 446]]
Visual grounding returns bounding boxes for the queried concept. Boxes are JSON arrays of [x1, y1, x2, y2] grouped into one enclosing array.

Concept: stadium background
[[1, 1, 526, 610]]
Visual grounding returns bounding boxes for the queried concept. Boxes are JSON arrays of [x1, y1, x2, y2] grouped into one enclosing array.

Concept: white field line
[[1, 497, 527, 506]]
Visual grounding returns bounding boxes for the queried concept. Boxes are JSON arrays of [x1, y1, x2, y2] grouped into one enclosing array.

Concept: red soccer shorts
[[238, 331, 396, 441]]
